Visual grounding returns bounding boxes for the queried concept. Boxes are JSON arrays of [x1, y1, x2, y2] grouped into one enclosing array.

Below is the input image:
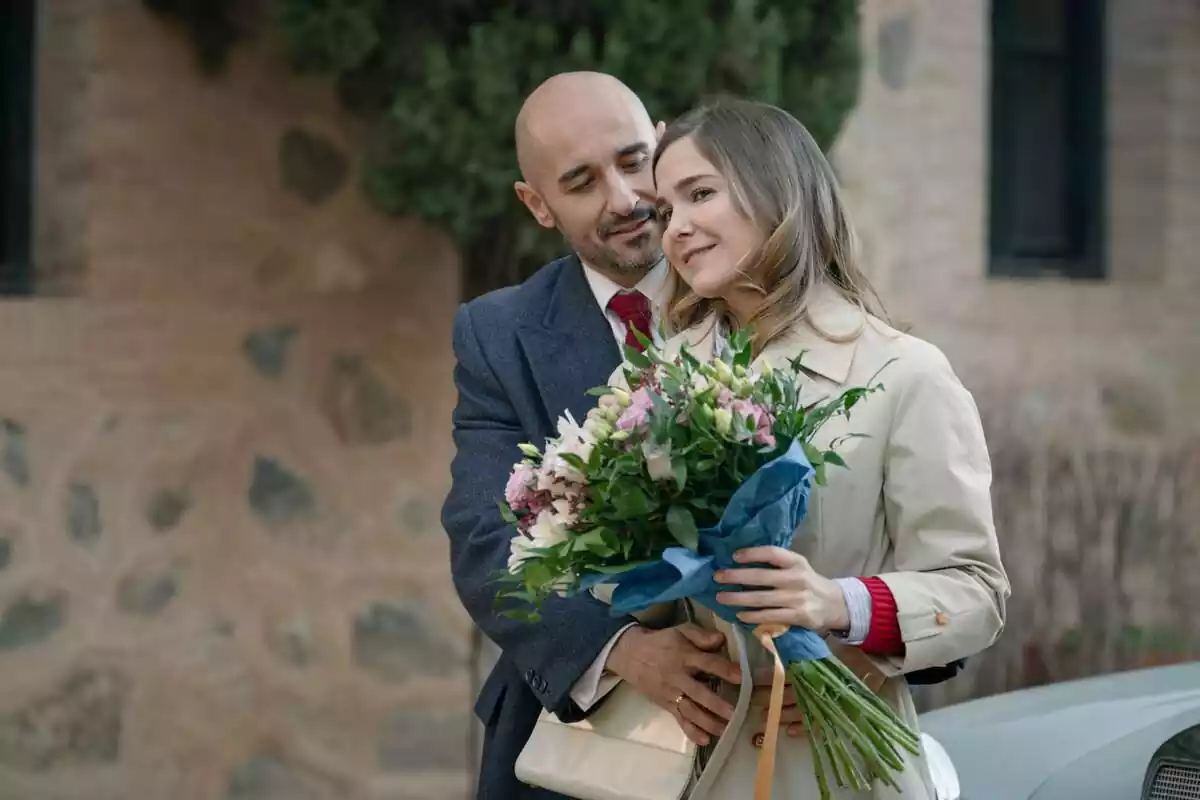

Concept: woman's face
[[654, 135, 765, 299]]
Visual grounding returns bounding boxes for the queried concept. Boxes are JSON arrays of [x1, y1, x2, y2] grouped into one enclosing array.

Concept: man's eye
[[568, 178, 594, 192], [622, 157, 648, 172]]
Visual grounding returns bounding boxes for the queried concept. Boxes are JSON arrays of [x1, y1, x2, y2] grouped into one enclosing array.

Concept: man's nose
[[605, 178, 639, 217]]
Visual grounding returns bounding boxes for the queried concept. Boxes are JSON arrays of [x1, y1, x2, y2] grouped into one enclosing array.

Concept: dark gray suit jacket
[[442, 256, 632, 799]]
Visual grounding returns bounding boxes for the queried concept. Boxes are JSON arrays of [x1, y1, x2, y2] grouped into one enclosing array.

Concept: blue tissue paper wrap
[[580, 438, 831, 665]]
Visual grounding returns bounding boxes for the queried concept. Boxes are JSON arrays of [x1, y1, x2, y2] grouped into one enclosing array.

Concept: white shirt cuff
[[832, 577, 872, 646], [569, 623, 639, 711]]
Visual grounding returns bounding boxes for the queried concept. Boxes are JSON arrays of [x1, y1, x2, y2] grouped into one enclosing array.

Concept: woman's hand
[[714, 546, 850, 633]]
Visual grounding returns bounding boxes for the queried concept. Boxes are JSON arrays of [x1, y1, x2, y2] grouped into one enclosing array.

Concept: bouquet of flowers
[[495, 329, 918, 798]]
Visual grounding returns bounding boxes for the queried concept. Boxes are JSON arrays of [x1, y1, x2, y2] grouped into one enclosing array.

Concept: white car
[[917, 662, 1200, 799]]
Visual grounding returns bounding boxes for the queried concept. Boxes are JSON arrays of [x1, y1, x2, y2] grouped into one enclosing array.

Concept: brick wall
[[1, 3, 468, 799], [835, 0, 1200, 707]]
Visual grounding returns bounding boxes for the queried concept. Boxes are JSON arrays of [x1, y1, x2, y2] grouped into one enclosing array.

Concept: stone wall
[[834, 0, 1200, 708], [2, 2, 468, 798]]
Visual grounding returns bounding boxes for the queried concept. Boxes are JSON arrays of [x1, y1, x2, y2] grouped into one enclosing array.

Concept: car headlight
[[921, 732, 961, 800]]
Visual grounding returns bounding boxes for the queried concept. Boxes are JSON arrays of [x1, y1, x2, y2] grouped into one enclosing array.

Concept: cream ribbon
[[752, 624, 789, 800]]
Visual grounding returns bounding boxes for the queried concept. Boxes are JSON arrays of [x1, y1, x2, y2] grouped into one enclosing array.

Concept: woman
[[649, 98, 1010, 798]]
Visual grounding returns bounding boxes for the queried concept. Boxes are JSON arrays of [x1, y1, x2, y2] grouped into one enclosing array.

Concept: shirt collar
[[581, 258, 672, 314]]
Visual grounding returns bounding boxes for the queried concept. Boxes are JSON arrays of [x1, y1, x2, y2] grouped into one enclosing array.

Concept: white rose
[[507, 534, 537, 574], [551, 497, 578, 526], [529, 510, 569, 549], [641, 440, 675, 482]]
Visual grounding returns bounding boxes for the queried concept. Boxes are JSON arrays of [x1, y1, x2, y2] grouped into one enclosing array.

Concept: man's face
[[519, 103, 663, 280]]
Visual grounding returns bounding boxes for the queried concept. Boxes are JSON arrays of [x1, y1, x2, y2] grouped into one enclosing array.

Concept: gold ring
[[673, 693, 685, 708]]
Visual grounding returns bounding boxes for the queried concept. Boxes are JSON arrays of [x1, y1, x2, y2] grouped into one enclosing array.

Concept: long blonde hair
[[652, 97, 888, 353]]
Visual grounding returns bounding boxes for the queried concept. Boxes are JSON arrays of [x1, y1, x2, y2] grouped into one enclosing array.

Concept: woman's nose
[[666, 213, 691, 241]]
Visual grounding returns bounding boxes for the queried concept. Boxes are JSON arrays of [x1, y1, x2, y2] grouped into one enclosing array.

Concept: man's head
[[514, 72, 662, 286]]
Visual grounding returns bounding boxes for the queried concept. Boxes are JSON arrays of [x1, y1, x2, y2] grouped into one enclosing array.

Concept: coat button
[[934, 611, 949, 626]]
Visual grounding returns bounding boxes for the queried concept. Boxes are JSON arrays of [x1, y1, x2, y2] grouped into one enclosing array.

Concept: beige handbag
[[513, 598, 763, 800], [514, 596, 699, 799], [514, 680, 699, 800]]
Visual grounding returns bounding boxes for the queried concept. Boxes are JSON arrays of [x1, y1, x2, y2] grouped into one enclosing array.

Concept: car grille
[[1149, 763, 1200, 800]]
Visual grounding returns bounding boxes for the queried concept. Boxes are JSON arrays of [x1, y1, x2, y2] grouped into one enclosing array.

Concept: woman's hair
[[652, 96, 888, 351]]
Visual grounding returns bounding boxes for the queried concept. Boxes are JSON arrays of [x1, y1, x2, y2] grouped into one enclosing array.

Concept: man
[[442, 71, 962, 799], [441, 72, 742, 800]]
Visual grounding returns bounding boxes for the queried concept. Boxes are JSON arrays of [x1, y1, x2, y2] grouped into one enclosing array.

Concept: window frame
[[0, 0, 36, 296], [988, 0, 1107, 280]]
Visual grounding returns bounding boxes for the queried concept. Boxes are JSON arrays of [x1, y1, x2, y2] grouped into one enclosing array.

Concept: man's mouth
[[608, 217, 651, 237]]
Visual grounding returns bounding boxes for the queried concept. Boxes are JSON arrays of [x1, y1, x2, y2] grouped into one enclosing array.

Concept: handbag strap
[[752, 625, 788, 800]]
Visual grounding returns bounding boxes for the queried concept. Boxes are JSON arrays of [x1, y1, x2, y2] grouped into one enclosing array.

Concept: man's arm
[[441, 303, 636, 722]]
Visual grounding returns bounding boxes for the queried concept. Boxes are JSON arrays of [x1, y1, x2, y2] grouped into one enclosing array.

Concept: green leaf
[[823, 451, 847, 468], [558, 451, 586, 472], [575, 529, 616, 556], [623, 346, 653, 370], [497, 501, 518, 525], [666, 505, 699, 550], [672, 460, 688, 491], [631, 326, 654, 351], [589, 560, 656, 575], [612, 484, 655, 518], [585, 385, 614, 397], [523, 561, 553, 589]]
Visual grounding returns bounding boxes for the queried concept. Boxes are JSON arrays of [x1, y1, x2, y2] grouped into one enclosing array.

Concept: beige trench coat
[[626, 286, 1010, 799]]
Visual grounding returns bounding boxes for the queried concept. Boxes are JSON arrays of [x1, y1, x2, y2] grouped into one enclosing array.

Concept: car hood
[[918, 664, 1200, 800]]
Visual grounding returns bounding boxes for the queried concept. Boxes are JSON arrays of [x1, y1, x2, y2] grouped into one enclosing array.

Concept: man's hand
[[749, 668, 805, 745], [606, 624, 742, 746]]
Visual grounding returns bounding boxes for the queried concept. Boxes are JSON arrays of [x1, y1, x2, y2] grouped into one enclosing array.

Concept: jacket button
[[934, 611, 949, 626]]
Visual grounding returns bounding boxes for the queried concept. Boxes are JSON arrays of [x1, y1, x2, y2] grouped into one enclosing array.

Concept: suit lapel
[[518, 257, 620, 431]]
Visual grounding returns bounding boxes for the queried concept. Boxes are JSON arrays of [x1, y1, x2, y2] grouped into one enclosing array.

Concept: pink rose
[[616, 387, 655, 432], [505, 463, 536, 509], [732, 399, 776, 447]]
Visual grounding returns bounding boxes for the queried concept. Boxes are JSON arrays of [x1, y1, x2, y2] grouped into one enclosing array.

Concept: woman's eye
[[690, 187, 714, 202], [657, 207, 672, 223]]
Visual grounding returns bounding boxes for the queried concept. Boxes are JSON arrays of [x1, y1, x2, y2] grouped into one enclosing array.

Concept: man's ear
[[514, 181, 556, 229]]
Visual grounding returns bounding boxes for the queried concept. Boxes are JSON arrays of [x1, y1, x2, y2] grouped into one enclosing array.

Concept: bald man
[[441, 72, 741, 799]]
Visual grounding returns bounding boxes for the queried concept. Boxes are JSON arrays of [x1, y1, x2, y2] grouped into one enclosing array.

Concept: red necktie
[[607, 291, 653, 352]]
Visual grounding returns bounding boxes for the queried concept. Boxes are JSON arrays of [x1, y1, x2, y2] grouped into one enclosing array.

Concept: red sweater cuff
[[859, 576, 905, 657]]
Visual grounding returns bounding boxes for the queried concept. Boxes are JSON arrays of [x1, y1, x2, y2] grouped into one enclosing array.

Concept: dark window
[[989, 0, 1105, 279], [0, 0, 36, 295]]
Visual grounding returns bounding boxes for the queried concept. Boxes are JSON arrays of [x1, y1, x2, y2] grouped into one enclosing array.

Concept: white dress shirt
[[568, 259, 870, 711], [582, 258, 672, 347]]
